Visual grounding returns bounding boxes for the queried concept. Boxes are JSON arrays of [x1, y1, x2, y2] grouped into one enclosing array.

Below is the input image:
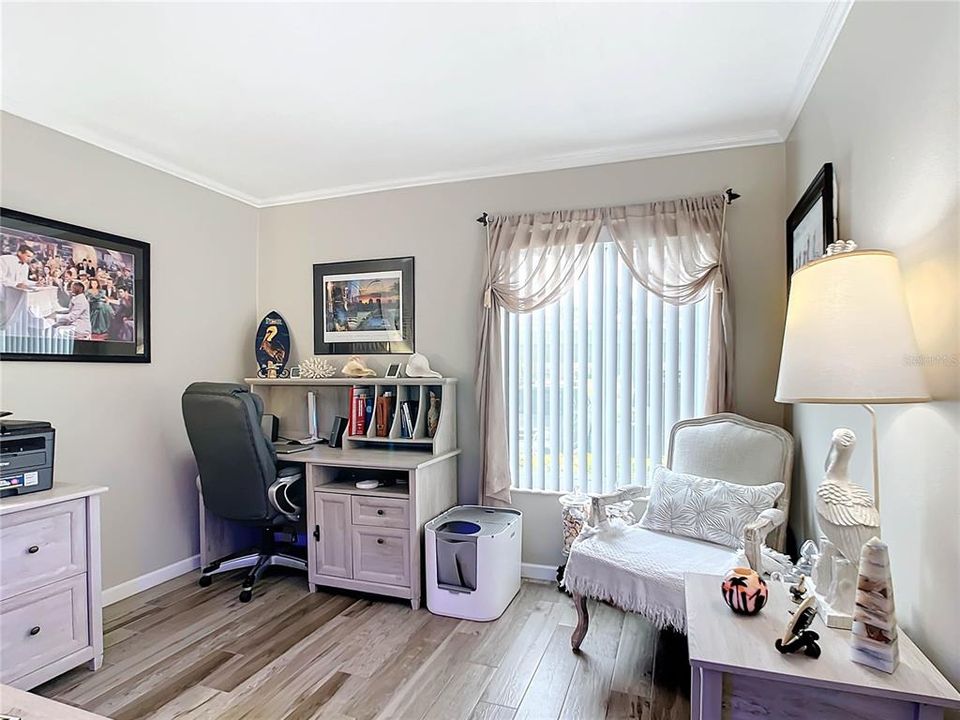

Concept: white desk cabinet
[[0, 484, 107, 689], [685, 572, 960, 720], [197, 446, 459, 610], [293, 446, 459, 610]]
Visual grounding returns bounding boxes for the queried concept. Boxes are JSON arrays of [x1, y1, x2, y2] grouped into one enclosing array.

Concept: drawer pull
[[29, 625, 41, 636], [27, 545, 40, 554], [377, 509, 385, 516], [377, 538, 384, 545]]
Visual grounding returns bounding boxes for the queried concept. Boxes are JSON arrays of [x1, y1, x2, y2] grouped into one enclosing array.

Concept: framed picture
[[0, 208, 150, 362], [313, 256, 415, 354], [385, 362, 402, 378], [786, 163, 835, 286]]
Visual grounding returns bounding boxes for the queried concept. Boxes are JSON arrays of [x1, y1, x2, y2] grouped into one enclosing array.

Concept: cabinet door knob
[[376, 509, 385, 516], [29, 626, 41, 636], [27, 545, 39, 554], [377, 538, 384, 545]]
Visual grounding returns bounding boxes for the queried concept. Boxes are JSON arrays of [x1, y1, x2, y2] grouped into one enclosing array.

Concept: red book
[[355, 394, 366, 435], [348, 387, 356, 435]]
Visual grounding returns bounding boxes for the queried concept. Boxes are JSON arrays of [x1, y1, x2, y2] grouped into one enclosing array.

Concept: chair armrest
[[743, 508, 786, 572], [588, 485, 650, 529], [269, 470, 304, 521]]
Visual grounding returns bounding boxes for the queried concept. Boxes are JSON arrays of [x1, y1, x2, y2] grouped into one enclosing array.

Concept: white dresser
[[0, 483, 107, 689]]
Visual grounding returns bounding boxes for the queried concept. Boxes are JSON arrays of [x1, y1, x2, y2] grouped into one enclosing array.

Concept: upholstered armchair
[[563, 413, 793, 649]]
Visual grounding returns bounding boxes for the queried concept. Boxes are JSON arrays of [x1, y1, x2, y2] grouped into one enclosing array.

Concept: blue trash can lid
[[436, 520, 482, 535]]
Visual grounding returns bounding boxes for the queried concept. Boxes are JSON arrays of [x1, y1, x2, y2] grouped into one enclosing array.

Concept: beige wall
[[0, 112, 259, 589], [785, 1, 959, 689], [258, 143, 787, 566], [0, 113, 788, 587]]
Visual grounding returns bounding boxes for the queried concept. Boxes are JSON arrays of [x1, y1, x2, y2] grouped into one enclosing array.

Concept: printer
[[0, 418, 56, 497]]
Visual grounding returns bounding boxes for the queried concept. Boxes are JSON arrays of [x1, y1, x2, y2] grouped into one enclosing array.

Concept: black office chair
[[182, 382, 307, 602]]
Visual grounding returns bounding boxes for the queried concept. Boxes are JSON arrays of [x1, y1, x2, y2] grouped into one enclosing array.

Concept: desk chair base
[[199, 528, 307, 602]]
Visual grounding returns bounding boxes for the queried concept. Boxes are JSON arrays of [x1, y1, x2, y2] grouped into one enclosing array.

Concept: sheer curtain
[[477, 210, 604, 504], [606, 194, 732, 414], [476, 193, 732, 505]]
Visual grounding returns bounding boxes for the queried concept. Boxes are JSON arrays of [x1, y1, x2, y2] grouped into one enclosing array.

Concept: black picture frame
[[786, 162, 835, 287], [0, 208, 151, 363], [313, 256, 415, 355]]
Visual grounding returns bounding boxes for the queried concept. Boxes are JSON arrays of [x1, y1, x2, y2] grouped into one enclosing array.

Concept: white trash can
[[425, 506, 521, 621]]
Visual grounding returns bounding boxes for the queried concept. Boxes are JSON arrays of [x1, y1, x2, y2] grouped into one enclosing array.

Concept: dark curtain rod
[[476, 188, 740, 226]]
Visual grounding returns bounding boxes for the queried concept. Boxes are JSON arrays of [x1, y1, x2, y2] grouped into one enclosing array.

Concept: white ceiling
[[1, 2, 850, 207]]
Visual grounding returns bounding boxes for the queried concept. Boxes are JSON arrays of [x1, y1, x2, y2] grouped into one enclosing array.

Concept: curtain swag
[[476, 192, 733, 505]]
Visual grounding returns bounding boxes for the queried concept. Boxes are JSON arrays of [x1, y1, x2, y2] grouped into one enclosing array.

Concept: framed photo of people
[[313, 256, 415, 354], [0, 208, 150, 362], [786, 162, 836, 288]]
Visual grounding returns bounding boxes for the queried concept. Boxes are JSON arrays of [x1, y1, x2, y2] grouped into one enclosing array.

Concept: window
[[502, 239, 710, 494]]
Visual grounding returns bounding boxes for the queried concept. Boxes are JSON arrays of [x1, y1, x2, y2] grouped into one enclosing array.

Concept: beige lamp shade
[[776, 250, 929, 404]]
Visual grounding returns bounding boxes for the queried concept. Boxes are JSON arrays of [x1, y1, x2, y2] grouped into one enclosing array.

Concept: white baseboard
[[102, 554, 200, 607], [102, 556, 554, 605], [521, 562, 558, 582]]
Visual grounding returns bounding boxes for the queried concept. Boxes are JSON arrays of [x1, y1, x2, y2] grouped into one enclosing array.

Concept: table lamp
[[775, 243, 929, 627]]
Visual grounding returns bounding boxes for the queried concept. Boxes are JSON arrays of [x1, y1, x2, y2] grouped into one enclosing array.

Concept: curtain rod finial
[[476, 212, 490, 226], [725, 188, 741, 205]]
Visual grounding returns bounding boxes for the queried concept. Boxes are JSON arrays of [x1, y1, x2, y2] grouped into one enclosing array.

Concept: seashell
[[300, 356, 337, 379], [404, 353, 442, 378], [341, 355, 376, 378]]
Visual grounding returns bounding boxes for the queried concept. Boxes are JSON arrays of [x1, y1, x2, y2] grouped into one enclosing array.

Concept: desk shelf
[[313, 480, 409, 498], [247, 377, 456, 456], [345, 435, 432, 446]]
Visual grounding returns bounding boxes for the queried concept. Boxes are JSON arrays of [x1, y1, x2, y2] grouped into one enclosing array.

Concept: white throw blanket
[[563, 521, 745, 632]]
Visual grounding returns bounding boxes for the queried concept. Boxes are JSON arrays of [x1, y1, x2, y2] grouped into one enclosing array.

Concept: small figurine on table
[[775, 595, 822, 659], [789, 575, 808, 604]]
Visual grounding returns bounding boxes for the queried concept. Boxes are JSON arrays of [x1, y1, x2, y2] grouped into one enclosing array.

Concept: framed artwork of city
[[313, 256, 415, 355], [0, 208, 151, 362]]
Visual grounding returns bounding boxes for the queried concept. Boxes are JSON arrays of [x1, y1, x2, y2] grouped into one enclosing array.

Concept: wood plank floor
[[35, 572, 690, 720]]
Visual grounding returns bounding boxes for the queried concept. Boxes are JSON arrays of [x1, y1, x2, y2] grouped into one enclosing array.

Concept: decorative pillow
[[638, 466, 784, 549]]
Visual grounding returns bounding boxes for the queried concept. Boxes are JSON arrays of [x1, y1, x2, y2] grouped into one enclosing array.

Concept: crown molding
[[3, 3, 847, 210], [256, 129, 784, 207], [1, 106, 262, 207], [4, 106, 782, 209], [779, 0, 854, 140]]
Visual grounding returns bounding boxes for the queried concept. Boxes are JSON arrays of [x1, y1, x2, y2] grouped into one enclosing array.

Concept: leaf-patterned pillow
[[638, 466, 784, 548]]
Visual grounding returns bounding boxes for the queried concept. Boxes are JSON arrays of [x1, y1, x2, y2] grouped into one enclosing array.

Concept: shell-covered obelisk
[[849, 537, 899, 673]]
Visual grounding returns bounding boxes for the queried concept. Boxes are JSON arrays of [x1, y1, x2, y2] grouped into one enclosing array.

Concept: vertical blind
[[502, 238, 710, 494]]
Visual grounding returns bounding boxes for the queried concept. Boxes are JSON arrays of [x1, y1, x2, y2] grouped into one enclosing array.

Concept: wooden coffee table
[[684, 572, 960, 720]]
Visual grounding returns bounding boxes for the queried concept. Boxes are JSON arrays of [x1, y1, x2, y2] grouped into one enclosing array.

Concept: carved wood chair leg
[[571, 593, 589, 652]]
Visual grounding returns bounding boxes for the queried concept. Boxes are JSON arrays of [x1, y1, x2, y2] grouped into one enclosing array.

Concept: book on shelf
[[399, 400, 419, 438], [349, 387, 371, 436], [375, 392, 394, 437], [349, 387, 355, 434]]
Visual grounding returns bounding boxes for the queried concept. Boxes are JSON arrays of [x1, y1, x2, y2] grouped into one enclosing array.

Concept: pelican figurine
[[815, 428, 880, 567]]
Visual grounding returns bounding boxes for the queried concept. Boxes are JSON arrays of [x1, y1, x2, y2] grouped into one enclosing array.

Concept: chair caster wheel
[[239, 589, 253, 603], [198, 575, 212, 587]]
